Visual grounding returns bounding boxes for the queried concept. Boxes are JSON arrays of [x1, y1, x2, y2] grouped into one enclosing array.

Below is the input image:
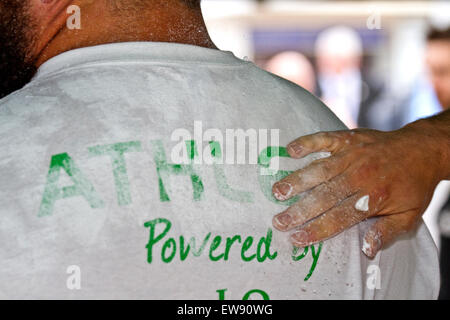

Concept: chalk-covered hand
[[271, 115, 450, 258]]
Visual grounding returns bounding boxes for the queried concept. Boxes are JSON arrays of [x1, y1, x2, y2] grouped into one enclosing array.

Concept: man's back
[[0, 42, 439, 299]]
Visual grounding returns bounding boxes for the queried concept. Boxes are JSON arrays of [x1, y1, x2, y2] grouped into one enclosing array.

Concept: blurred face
[[316, 54, 361, 75], [265, 52, 316, 93], [0, 0, 37, 99], [426, 40, 450, 110]]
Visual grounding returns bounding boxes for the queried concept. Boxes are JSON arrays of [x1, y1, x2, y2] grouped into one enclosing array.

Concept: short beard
[[0, 1, 37, 99], [108, 0, 201, 12], [181, 0, 201, 9]]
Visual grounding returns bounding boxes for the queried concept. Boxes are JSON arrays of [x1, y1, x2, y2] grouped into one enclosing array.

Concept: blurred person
[[315, 26, 363, 128], [439, 197, 450, 299], [402, 27, 450, 126], [0, 0, 439, 299], [396, 26, 450, 298], [314, 26, 396, 131], [423, 26, 450, 300], [402, 79, 443, 127], [265, 51, 316, 93], [426, 27, 450, 111]]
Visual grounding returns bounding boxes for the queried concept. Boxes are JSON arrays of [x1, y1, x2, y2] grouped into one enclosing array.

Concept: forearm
[[404, 109, 450, 181]]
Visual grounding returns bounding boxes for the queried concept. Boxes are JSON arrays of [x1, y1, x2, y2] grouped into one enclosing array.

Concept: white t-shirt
[[0, 42, 439, 299]]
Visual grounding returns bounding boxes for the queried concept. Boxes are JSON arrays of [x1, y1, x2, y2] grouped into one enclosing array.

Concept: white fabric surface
[[0, 42, 439, 299]]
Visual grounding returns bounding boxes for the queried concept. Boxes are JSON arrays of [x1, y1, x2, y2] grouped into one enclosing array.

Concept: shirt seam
[[34, 59, 252, 81], [0, 59, 253, 106]]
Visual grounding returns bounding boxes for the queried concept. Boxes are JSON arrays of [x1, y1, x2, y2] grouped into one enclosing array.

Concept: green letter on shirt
[[209, 141, 254, 203], [88, 141, 142, 206], [151, 140, 204, 202], [258, 146, 298, 206], [38, 153, 104, 217]]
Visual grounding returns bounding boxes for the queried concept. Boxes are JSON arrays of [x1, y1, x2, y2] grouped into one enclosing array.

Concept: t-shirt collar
[[33, 41, 245, 80]]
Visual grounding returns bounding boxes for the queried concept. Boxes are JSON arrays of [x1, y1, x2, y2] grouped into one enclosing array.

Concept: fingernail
[[291, 230, 311, 246], [362, 235, 382, 258], [287, 143, 303, 157], [273, 182, 292, 200], [361, 238, 373, 257], [273, 214, 292, 229]]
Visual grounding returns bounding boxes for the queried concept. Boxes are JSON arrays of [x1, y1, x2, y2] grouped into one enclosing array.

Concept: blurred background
[[201, 0, 450, 250]]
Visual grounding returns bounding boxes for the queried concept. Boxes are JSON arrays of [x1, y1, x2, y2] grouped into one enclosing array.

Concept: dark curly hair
[[427, 26, 450, 42], [0, 1, 37, 99]]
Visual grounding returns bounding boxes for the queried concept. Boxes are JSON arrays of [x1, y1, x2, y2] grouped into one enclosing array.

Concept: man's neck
[[34, 0, 217, 67]]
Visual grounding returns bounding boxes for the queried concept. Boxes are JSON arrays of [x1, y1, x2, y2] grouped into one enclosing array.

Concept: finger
[[287, 131, 355, 159], [362, 212, 419, 259], [272, 154, 349, 201], [289, 193, 373, 247], [273, 174, 355, 231]]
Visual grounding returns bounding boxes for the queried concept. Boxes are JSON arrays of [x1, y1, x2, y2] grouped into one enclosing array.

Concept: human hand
[[272, 123, 448, 258]]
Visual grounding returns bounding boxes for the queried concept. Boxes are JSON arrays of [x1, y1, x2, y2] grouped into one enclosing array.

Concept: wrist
[[403, 116, 450, 181]]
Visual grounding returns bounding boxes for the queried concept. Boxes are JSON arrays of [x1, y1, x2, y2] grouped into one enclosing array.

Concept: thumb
[[362, 212, 418, 259]]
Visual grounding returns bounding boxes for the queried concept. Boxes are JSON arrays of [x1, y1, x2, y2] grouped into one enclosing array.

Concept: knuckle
[[312, 159, 332, 177], [318, 181, 340, 202], [316, 131, 329, 138], [371, 186, 390, 207]]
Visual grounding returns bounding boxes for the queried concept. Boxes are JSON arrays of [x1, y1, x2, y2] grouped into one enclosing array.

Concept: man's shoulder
[[246, 64, 347, 131], [0, 81, 42, 109], [0, 81, 58, 135]]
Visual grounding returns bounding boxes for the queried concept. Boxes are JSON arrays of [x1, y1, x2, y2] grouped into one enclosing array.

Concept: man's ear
[[32, 0, 77, 15], [28, 0, 76, 60]]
